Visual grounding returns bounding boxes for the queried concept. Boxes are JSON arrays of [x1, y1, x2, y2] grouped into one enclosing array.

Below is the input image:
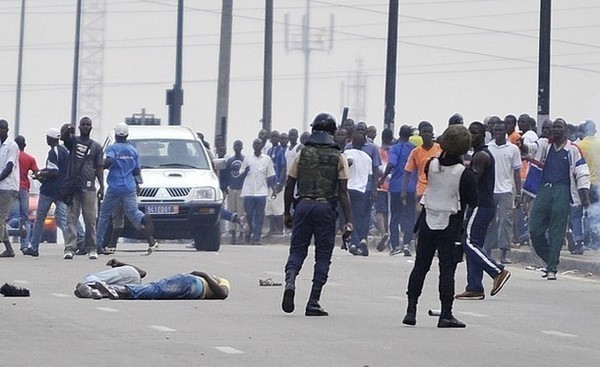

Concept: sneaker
[[91, 282, 119, 299], [546, 271, 557, 280], [490, 269, 511, 296], [349, 245, 360, 256], [376, 234, 389, 252], [455, 291, 485, 300], [63, 252, 74, 260], [360, 239, 369, 257], [402, 245, 412, 257], [74, 248, 87, 256], [22, 248, 39, 257], [389, 247, 403, 256], [88, 251, 98, 260]]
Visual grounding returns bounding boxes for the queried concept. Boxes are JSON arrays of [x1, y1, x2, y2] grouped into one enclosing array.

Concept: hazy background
[[1, 0, 599, 162]]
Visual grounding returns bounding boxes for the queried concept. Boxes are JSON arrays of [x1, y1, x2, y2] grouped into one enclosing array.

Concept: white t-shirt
[[0, 138, 19, 191], [83, 265, 142, 285], [344, 148, 372, 193], [522, 130, 538, 144], [487, 141, 522, 193], [240, 154, 275, 197], [285, 144, 302, 175]]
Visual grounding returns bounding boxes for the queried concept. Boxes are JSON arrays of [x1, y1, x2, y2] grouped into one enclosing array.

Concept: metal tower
[[78, 0, 107, 128]]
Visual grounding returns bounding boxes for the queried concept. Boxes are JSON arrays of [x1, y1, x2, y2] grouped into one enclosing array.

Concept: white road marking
[[96, 307, 119, 312], [13, 280, 30, 284], [149, 325, 176, 332], [385, 296, 404, 300], [541, 330, 577, 338], [264, 271, 283, 276], [51, 293, 71, 298], [457, 311, 488, 317], [214, 346, 245, 354]]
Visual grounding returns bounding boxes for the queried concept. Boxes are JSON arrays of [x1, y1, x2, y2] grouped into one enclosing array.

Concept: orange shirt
[[404, 143, 442, 196], [508, 131, 521, 145]]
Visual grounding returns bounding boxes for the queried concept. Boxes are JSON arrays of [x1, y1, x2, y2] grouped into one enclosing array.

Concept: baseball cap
[[46, 127, 61, 139], [114, 123, 129, 137]]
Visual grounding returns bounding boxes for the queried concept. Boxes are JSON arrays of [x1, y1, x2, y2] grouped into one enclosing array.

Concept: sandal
[[259, 277, 282, 286]]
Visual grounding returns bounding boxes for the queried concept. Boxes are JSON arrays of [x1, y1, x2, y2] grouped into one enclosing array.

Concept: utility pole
[[14, 0, 26, 136], [71, 0, 83, 126], [215, 0, 233, 149], [537, 0, 551, 134], [383, 0, 399, 132], [167, 0, 184, 125], [285, 0, 334, 132], [262, 0, 273, 132]]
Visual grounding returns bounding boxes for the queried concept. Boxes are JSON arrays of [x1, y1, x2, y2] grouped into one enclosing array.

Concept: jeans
[[29, 194, 68, 251], [96, 190, 145, 251], [569, 205, 584, 242], [389, 191, 416, 249], [54, 201, 84, 245], [463, 206, 503, 293], [65, 190, 98, 253], [484, 192, 514, 254], [285, 199, 337, 288], [244, 196, 266, 242], [529, 183, 571, 272], [349, 189, 366, 246], [125, 274, 203, 299], [17, 189, 30, 250]]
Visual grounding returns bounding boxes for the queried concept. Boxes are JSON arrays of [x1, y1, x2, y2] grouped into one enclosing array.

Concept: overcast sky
[[1, 0, 600, 161]]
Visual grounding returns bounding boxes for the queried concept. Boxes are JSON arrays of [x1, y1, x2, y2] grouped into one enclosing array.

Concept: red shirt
[[19, 151, 39, 191]]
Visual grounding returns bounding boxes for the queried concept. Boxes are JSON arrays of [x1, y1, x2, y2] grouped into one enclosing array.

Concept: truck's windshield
[[130, 139, 211, 169]]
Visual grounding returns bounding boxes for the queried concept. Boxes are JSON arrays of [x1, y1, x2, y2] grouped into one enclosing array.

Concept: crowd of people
[[0, 111, 598, 325]]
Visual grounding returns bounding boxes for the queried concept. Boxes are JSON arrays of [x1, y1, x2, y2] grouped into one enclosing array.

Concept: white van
[[104, 125, 223, 251]]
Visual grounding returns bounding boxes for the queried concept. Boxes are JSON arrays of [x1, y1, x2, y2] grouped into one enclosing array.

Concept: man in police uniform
[[281, 113, 353, 316]]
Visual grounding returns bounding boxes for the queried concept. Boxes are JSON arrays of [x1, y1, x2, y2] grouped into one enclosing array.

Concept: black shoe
[[74, 248, 88, 256], [437, 316, 466, 328], [22, 248, 39, 257], [282, 289, 295, 313], [402, 312, 416, 326], [305, 302, 329, 316]]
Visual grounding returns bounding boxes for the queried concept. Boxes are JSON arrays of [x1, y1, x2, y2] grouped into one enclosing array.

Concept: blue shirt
[[388, 141, 417, 193], [541, 145, 570, 185], [267, 145, 286, 185], [223, 154, 246, 190], [106, 142, 140, 194]]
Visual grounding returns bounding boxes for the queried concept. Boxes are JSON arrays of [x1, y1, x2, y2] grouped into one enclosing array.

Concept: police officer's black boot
[[281, 270, 297, 313], [437, 300, 466, 328], [402, 299, 418, 326], [305, 286, 328, 316]]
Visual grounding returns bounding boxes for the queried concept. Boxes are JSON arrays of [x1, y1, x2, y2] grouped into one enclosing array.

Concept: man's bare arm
[[106, 258, 147, 279]]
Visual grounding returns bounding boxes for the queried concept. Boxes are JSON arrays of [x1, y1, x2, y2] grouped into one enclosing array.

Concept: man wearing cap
[[10, 135, 39, 253], [95, 123, 156, 255], [0, 119, 20, 258], [62, 117, 104, 260], [23, 128, 70, 257]]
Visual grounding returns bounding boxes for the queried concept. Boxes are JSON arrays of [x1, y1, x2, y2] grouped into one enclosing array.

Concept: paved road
[[1, 240, 599, 366]]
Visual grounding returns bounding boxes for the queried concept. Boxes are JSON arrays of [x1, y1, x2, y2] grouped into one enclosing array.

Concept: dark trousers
[[244, 196, 266, 242], [389, 191, 416, 249], [406, 221, 458, 304], [463, 206, 503, 293], [349, 189, 367, 246], [285, 199, 337, 288]]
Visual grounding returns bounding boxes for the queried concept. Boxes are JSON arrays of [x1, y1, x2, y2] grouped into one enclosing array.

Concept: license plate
[[146, 205, 179, 214]]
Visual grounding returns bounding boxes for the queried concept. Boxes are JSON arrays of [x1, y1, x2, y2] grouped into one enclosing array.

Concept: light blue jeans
[[124, 274, 203, 299], [96, 190, 145, 251]]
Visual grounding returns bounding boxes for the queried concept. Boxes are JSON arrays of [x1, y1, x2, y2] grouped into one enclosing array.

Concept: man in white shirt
[[343, 133, 372, 256], [485, 120, 522, 264], [0, 119, 20, 258], [241, 139, 276, 245], [284, 128, 303, 174]]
